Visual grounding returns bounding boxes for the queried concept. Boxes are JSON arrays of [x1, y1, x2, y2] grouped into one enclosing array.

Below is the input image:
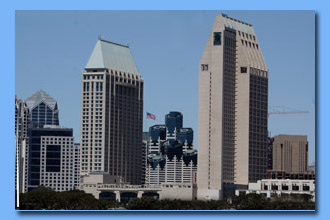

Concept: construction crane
[[268, 106, 310, 117]]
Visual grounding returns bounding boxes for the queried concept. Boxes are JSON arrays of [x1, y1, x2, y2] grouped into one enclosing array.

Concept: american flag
[[146, 112, 156, 120]]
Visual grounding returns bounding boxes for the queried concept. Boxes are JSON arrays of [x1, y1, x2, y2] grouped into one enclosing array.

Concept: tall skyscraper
[[146, 112, 197, 185], [15, 95, 30, 193], [80, 38, 143, 185], [197, 14, 268, 200], [25, 90, 59, 128], [271, 135, 308, 173]]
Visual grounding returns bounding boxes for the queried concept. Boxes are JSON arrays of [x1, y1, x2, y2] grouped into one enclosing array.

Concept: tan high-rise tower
[[80, 38, 143, 185], [197, 14, 268, 200]]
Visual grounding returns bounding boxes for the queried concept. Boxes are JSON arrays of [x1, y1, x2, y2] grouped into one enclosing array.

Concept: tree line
[[16, 186, 315, 210]]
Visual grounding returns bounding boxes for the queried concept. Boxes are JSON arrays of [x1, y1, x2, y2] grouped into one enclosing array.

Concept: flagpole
[[145, 112, 148, 132]]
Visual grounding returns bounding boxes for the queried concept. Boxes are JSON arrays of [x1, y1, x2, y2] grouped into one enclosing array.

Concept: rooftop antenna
[[98, 35, 102, 40]]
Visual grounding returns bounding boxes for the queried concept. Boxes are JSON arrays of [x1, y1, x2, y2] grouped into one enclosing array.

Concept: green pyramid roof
[[85, 39, 139, 74]]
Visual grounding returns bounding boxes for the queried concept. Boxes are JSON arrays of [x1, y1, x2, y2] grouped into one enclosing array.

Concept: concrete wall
[[160, 183, 197, 201]]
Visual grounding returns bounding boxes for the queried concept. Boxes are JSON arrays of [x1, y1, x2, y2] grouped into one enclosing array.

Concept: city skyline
[[15, 10, 315, 164]]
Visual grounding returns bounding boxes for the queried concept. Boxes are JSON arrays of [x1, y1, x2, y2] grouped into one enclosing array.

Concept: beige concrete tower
[[80, 38, 143, 185], [197, 14, 268, 200]]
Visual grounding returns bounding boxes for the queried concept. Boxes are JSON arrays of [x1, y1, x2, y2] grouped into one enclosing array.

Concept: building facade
[[25, 90, 59, 128], [267, 170, 315, 180], [15, 96, 30, 193], [27, 127, 80, 192], [80, 38, 143, 185], [146, 112, 197, 185], [141, 132, 149, 184], [271, 135, 308, 173], [197, 14, 268, 200]]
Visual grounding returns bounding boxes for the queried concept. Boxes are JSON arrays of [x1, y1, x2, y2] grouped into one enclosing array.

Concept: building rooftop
[[85, 38, 139, 74], [25, 89, 58, 110], [221, 13, 255, 35]]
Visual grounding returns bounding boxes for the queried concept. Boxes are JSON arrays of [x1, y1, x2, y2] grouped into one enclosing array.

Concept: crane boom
[[268, 110, 309, 115], [268, 106, 310, 116]]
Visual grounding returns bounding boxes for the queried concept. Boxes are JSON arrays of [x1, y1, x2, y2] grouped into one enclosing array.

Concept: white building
[[235, 179, 315, 202], [145, 112, 197, 186], [81, 182, 196, 201], [15, 96, 30, 193], [197, 14, 268, 200]]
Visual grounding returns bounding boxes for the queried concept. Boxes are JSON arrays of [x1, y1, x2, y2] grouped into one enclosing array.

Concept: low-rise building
[[267, 170, 315, 180], [160, 183, 197, 201], [81, 182, 197, 201], [235, 179, 315, 202]]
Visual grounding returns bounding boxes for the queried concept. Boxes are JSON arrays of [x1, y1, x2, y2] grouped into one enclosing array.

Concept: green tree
[[126, 197, 160, 210], [19, 186, 57, 210]]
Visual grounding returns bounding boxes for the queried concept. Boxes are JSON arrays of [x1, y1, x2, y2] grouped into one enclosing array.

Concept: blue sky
[[15, 10, 315, 164]]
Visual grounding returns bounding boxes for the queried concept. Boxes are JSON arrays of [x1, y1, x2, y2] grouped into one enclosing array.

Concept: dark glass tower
[[25, 90, 59, 128], [165, 111, 183, 137]]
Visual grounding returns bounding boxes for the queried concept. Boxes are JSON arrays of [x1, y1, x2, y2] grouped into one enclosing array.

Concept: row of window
[[238, 30, 256, 41], [241, 39, 259, 50], [83, 75, 103, 80]]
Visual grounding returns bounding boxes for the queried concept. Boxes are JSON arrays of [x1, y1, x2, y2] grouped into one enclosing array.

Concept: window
[[303, 185, 310, 191], [213, 32, 221, 45], [201, 64, 208, 71], [46, 145, 61, 172], [292, 185, 299, 191], [241, 67, 247, 73]]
